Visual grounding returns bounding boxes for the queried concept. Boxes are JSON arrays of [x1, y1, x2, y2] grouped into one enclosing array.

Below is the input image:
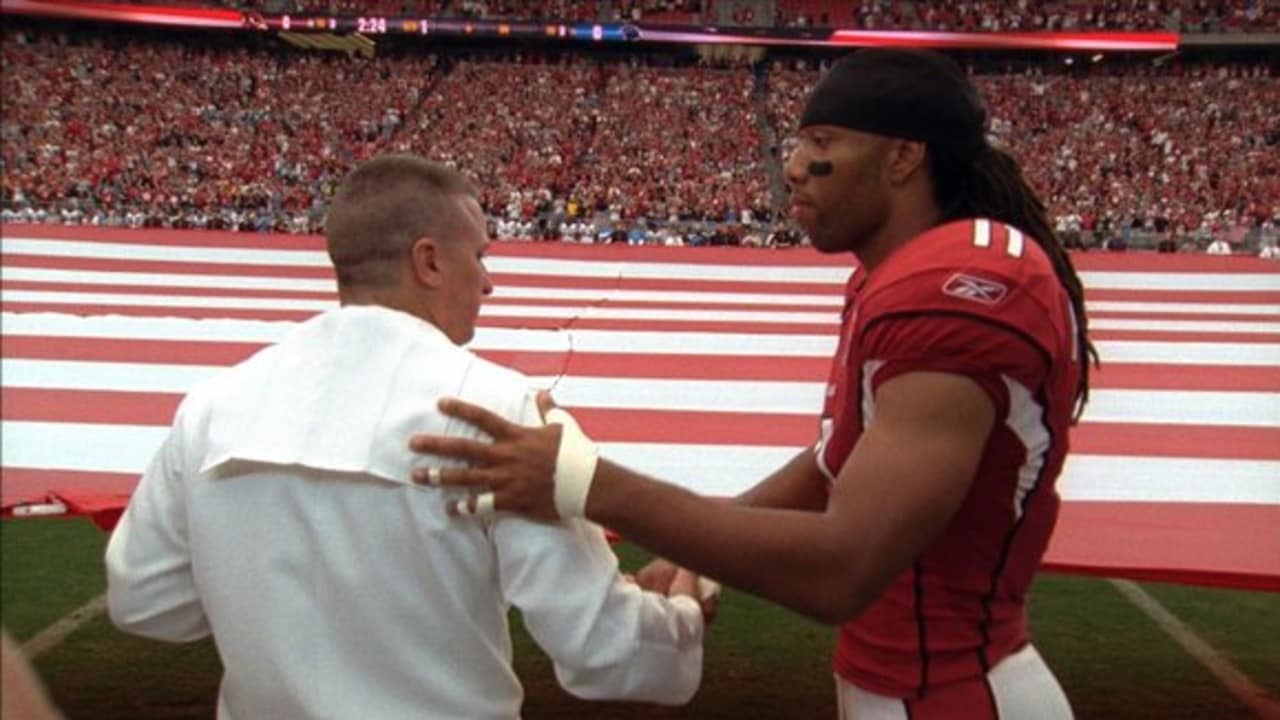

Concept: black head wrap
[[799, 48, 988, 163]]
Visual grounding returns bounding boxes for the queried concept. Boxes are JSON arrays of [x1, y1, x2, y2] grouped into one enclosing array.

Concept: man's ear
[[887, 139, 928, 186], [409, 236, 443, 288]]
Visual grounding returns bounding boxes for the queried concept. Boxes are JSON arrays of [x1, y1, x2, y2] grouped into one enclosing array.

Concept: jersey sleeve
[[855, 263, 1054, 415]]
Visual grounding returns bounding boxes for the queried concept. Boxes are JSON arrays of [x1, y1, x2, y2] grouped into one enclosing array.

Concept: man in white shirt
[[105, 154, 707, 720]]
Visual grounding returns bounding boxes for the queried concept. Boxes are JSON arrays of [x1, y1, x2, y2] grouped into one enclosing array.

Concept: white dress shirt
[[105, 305, 703, 720]]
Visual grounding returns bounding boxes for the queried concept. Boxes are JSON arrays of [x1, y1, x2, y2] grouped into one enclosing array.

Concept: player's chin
[[789, 210, 819, 241], [454, 322, 477, 346], [789, 201, 816, 224], [805, 229, 845, 254]]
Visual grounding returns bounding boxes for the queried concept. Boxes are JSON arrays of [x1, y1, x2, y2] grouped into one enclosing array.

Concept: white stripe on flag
[[1057, 455, 1280, 504], [1087, 301, 1280, 316], [2, 289, 336, 311], [475, 327, 837, 356], [3, 267, 337, 293], [485, 305, 836, 323], [1097, 340, 1280, 367], [1089, 318, 1280, 334], [1080, 271, 1280, 292], [1, 312, 299, 344], [1, 237, 852, 283], [4, 421, 1277, 503], [1, 237, 331, 267]]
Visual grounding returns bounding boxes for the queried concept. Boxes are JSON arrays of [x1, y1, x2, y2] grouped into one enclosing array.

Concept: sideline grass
[[1141, 581, 1280, 700], [1, 517, 107, 640], [3, 518, 1277, 719]]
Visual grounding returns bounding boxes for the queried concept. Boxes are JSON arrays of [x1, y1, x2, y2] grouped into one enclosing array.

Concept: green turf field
[[3, 517, 1277, 719]]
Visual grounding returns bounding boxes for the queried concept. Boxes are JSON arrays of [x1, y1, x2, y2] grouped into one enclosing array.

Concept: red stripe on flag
[[3, 388, 180, 425], [0, 302, 319, 321], [1088, 311, 1279, 323], [1092, 363, 1280, 391], [1066, 423, 1280, 461], [1, 336, 270, 366], [1, 253, 336, 279], [504, 351, 838, 381], [1, 467, 139, 508], [1046, 501, 1280, 591], [2, 224, 326, 251], [5, 388, 1277, 461], [1, 279, 334, 300]]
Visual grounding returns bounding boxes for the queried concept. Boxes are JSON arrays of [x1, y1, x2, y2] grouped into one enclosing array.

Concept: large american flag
[[2, 224, 1277, 590]]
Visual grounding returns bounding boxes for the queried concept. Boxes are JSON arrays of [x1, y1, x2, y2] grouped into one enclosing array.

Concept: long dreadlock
[[930, 141, 1100, 421]]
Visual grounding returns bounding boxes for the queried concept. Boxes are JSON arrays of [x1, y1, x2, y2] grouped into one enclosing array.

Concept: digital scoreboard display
[[1, 0, 1181, 52]]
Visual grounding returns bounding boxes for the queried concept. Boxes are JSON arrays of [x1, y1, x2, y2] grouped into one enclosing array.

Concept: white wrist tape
[[544, 407, 599, 518]]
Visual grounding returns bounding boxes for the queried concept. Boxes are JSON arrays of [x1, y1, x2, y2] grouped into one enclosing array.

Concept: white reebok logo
[[942, 273, 1008, 305]]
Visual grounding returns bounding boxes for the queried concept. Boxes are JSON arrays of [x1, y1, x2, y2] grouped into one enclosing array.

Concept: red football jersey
[[816, 218, 1082, 698]]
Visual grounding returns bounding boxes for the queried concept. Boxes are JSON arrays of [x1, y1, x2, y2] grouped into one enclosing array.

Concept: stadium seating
[[124, 0, 1280, 32], [769, 60, 1280, 248], [2, 23, 1276, 247], [774, 0, 1278, 33]]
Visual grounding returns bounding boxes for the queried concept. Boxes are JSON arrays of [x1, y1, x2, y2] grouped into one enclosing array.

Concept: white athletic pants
[[835, 644, 1074, 719]]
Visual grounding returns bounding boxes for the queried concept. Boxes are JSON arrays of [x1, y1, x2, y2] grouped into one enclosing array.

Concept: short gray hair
[[324, 154, 478, 289]]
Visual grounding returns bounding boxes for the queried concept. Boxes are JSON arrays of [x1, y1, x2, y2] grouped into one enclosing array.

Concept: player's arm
[[414, 371, 993, 624], [633, 448, 828, 595], [584, 371, 991, 622]]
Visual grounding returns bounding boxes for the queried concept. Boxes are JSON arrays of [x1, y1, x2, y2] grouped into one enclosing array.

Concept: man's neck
[[339, 286, 428, 324], [857, 202, 945, 274]]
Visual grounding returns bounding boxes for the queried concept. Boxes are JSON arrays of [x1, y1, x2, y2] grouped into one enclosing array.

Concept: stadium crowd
[[1, 29, 436, 233], [773, 0, 1279, 33], [160, 0, 699, 24], [2, 25, 1277, 251], [135, 0, 1280, 33], [769, 59, 1280, 251], [277, 0, 701, 23]]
